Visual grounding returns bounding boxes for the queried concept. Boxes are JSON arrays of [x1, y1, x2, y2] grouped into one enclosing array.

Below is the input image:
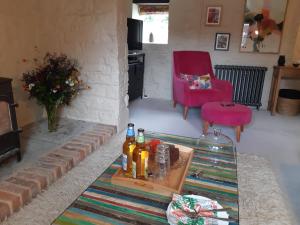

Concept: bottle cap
[[138, 128, 144, 133], [128, 123, 134, 127]]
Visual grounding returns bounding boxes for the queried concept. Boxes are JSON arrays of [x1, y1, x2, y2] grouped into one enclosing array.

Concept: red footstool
[[201, 102, 252, 142]]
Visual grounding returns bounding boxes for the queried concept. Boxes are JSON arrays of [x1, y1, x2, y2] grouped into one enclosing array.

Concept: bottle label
[[132, 161, 136, 178], [129, 144, 136, 154], [144, 156, 148, 179], [122, 154, 127, 171], [136, 135, 144, 143], [127, 128, 135, 137], [126, 144, 135, 174]]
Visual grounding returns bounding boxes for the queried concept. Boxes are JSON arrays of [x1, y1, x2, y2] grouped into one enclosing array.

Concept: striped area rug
[[52, 132, 239, 225]]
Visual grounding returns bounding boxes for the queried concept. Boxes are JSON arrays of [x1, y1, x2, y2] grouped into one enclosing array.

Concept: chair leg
[[183, 106, 189, 120], [203, 121, 209, 135], [173, 101, 177, 108], [241, 125, 244, 132], [17, 149, 22, 162], [235, 126, 241, 142]]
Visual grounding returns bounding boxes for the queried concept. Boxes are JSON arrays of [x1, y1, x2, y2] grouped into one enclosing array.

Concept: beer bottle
[[122, 123, 136, 175], [132, 128, 149, 179]]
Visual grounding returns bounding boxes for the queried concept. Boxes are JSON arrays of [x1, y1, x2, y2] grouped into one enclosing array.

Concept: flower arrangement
[[244, 12, 282, 52], [22, 52, 88, 131]]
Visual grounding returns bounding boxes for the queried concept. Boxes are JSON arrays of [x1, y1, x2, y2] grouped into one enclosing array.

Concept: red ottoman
[[201, 102, 252, 142]]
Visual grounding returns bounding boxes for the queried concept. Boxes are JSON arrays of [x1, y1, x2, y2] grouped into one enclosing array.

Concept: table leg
[[235, 126, 241, 142], [203, 121, 209, 135], [241, 125, 244, 132], [268, 73, 276, 110], [271, 72, 281, 116]]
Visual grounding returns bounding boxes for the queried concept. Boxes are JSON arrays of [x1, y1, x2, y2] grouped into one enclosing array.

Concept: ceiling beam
[[133, 0, 169, 4]]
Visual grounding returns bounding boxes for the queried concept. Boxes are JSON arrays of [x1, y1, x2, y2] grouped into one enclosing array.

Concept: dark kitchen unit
[[0, 77, 22, 162], [128, 52, 145, 101]]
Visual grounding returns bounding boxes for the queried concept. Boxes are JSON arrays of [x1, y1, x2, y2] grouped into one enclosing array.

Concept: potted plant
[[22, 53, 88, 132]]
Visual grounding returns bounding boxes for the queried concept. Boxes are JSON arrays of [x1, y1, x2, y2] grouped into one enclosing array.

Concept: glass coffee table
[[52, 131, 239, 225]]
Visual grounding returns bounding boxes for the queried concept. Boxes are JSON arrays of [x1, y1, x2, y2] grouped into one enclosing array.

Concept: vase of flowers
[[45, 103, 59, 132], [22, 52, 88, 132]]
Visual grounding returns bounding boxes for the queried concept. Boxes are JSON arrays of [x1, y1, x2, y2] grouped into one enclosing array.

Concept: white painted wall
[[0, 0, 44, 127], [0, 0, 129, 130], [142, 0, 300, 109]]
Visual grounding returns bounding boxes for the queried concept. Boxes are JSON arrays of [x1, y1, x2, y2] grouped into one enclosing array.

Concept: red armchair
[[173, 51, 233, 119]]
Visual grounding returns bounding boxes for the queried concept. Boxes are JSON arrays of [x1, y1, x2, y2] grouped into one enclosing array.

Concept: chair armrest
[[211, 79, 233, 101], [173, 76, 190, 93], [211, 79, 233, 92]]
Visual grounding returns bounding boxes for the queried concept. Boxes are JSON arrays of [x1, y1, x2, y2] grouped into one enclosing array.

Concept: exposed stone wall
[[142, 0, 300, 109], [116, 0, 130, 131], [0, 0, 129, 130]]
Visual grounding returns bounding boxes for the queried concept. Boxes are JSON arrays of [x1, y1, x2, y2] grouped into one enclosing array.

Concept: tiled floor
[[129, 98, 300, 224]]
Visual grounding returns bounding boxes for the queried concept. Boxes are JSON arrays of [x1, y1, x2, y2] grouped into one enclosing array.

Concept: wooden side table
[[268, 66, 300, 115]]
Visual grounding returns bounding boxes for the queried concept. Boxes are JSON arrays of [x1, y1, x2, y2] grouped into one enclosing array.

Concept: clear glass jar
[[197, 128, 235, 162]]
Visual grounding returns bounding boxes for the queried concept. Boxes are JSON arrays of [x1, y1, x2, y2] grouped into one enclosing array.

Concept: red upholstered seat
[[201, 102, 252, 126], [201, 102, 252, 142], [172, 51, 233, 119]]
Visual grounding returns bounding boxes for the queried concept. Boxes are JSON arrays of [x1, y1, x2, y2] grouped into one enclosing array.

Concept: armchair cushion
[[180, 73, 212, 90]]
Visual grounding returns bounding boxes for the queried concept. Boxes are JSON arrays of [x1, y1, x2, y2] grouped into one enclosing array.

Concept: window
[[132, 4, 169, 44]]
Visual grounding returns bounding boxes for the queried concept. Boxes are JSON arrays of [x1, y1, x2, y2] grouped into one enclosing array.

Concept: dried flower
[[21, 52, 89, 107], [28, 83, 35, 90]]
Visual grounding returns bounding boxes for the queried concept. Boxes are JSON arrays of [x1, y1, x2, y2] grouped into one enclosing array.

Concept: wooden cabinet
[[128, 53, 145, 101], [268, 66, 300, 115]]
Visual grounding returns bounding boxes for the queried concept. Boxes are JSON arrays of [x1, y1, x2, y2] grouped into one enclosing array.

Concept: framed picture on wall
[[206, 6, 222, 26], [214, 33, 230, 51]]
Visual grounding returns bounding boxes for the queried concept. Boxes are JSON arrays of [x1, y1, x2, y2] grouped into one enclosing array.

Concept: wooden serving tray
[[111, 143, 194, 197]]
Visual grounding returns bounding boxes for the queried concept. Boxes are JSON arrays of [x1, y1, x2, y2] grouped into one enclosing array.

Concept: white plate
[[166, 195, 229, 225]]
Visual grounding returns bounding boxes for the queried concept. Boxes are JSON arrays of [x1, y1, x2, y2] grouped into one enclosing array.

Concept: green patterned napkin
[[167, 194, 219, 225]]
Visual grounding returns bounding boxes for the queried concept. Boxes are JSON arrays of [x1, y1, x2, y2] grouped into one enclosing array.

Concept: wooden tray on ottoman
[[111, 143, 194, 197]]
